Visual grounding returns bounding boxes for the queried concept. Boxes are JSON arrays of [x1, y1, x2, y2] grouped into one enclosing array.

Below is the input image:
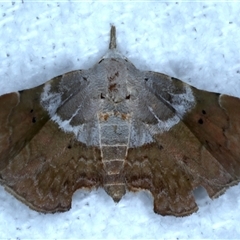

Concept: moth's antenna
[[109, 25, 117, 49]]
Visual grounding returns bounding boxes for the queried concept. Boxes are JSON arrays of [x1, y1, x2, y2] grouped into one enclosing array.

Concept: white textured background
[[0, 1, 240, 239]]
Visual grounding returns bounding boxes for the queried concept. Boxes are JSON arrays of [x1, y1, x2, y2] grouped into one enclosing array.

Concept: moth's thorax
[[99, 57, 136, 104]]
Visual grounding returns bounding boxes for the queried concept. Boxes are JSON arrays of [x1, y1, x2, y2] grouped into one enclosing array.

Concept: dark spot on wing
[[198, 118, 203, 124], [159, 145, 164, 150]]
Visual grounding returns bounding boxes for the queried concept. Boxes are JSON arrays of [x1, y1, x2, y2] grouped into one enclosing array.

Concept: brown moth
[[0, 26, 240, 217]]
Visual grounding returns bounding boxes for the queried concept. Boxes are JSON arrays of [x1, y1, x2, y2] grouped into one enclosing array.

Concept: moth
[[0, 26, 240, 217]]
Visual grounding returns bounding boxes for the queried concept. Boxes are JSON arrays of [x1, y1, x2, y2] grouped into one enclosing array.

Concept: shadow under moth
[[0, 26, 240, 217]]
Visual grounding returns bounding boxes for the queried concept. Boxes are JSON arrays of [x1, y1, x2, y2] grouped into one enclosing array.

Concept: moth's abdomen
[[101, 146, 126, 202], [98, 112, 131, 202]]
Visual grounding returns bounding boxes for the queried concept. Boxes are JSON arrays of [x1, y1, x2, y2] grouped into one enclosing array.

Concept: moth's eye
[[100, 93, 106, 99], [144, 77, 149, 82]]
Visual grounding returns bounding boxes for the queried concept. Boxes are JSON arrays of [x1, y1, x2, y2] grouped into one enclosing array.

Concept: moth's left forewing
[[125, 71, 240, 216], [149, 71, 240, 185]]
